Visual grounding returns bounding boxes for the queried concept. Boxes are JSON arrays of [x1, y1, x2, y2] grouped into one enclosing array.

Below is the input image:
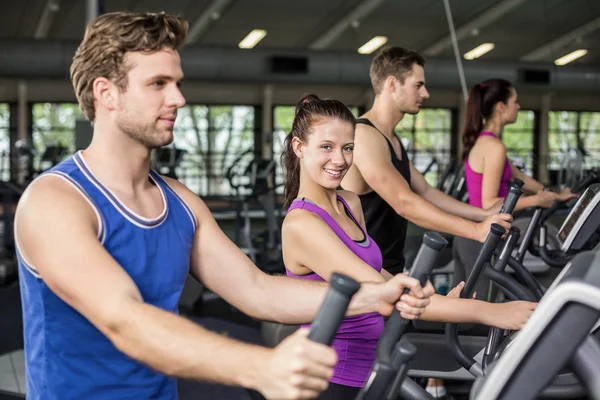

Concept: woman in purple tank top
[[462, 78, 576, 211], [279, 94, 435, 398]]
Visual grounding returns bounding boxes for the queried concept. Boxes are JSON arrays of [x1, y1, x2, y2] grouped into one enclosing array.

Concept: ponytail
[[282, 132, 300, 208], [461, 79, 514, 161], [462, 84, 484, 161]]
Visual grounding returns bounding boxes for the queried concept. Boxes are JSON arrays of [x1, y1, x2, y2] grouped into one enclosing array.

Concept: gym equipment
[[471, 251, 600, 400], [0, 181, 23, 287], [251, 273, 360, 400], [260, 231, 449, 399], [557, 148, 586, 190], [226, 149, 283, 273], [155, 147, 186, 180], [438, 177, 600, 398], [358, 232, 448, 399]]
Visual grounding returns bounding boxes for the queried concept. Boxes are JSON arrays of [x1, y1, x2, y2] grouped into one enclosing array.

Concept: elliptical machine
[[226, 150, 284, 274]]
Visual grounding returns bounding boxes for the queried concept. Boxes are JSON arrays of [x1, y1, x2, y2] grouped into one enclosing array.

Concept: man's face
[[391, 64, 430, 115], [114, 48, 186, 149]]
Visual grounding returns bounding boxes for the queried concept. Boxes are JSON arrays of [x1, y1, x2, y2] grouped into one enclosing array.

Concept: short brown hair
[[70, 11, 189, 121], [369, 46, 425, 95]]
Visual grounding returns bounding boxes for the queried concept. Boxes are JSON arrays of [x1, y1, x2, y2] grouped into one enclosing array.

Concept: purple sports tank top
[[286, 195, 384, 387], [464, 131, 512, 208]]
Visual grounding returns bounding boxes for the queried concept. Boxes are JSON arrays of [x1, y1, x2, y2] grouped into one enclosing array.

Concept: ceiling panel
[[0, 0, 594, 66]]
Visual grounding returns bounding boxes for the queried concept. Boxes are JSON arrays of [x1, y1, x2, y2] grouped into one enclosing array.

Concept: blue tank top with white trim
[[16, 151, 197, 400]]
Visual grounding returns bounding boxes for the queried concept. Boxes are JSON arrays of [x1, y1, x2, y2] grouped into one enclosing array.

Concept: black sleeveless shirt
[[355, 118, 411, 275]]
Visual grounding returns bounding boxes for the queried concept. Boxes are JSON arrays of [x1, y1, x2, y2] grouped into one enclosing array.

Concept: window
[[548, 111, 579, 171], [32, 103, 83, 172], [394, 109, 452, 186], [580, 112, 600, 167], [503, 110, 535, 176], [0, 104, 9, 181], [172, 105, 255, 196]]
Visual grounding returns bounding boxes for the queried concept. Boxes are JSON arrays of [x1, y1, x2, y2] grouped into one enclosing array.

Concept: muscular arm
[[15, 177, 269, 390], [410, 162, 487, 222], [480, 142, 540, 211], [166, 178, 393, 324], [348, 126, 480, 240], [511, 164, 544, 194], [283, 210, 385, 284]]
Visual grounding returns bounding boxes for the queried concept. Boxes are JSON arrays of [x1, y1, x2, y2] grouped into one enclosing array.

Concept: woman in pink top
[[462, 78, 575, 211]]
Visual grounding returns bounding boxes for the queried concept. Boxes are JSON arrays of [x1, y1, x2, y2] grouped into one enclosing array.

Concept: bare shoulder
[[353, 122, 391, 167], [17, 174, 97, 227], [478, 135, 507, 154], [336, 190, 363, 217], [283, 207, 322, 235], [355, 121, 387, 148], [15, 174, 100, 262]]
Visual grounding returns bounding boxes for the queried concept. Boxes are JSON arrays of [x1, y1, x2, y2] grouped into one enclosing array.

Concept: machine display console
[[557, 184, 600, 252]]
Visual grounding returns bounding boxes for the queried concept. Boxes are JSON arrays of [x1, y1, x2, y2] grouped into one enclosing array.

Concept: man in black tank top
[[355, 118, 411, 275], [341, 46, 512, 276], [341, 45, 528, 400]]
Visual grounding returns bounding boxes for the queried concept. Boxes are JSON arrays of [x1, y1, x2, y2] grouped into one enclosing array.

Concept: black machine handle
[[252, 273, 360, 400], [376, 232, 448, 360], [308, 273, 361, 345], [500, 179, 524, 214], [386, 342, 418, 400], [462, 224, 505, 300], [355, 342, 418, 400], [482, 268, 536, 302], [493, 227, 521, 272], [494, 227, 544, 300], [538, 225, 572, 269], [445, 223, 505, 377], [358, 232, 448, 400], [504, 256, 545, 300]]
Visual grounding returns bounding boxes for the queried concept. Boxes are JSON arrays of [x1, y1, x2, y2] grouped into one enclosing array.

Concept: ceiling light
[[554, 49, 588, 66], [239, 29, 267, 49], [464, 43, 495, 60], [358, 36, 388, 55]]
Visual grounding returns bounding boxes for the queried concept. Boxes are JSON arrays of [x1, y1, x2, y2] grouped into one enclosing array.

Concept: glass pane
[[580, 112, 600, 169], [32, 103, 83, 172], [395, 109, 452, 186], [504, 110, 535, 175], [394, 114, 415, 148], [0, 104, 9, 181], [172, 105, 255, 196], [548, 111, 579, 170]]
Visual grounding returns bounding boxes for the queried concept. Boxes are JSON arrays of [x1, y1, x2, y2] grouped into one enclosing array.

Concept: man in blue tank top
[[14, 12, 433, 400]]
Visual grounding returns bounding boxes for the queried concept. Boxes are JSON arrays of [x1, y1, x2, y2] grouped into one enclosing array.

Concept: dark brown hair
[[281, 94, 356, 208], [462, 78, 513, 160], [370, 46, 425, 95]]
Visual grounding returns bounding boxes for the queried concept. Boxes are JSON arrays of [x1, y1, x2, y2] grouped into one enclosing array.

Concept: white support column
[[456, 91, 466, 161], [17, 81, 28, 184], [538, 93, 552, 184], [261, 84, 273, 159], [17, 81, 28, 141]]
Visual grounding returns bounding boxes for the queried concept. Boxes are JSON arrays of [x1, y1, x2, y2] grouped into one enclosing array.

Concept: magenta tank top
[[286, 195, 384, 387], [464, 131, 512, 208]]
